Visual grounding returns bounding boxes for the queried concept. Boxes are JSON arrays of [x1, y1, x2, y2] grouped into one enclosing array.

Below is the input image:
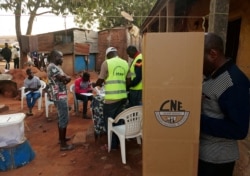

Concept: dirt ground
[[0, 62, 142, 176]]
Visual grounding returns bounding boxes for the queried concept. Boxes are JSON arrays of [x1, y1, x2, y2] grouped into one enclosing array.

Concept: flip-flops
[[100, 144, 108, 151], [100, 144, 118, 151]]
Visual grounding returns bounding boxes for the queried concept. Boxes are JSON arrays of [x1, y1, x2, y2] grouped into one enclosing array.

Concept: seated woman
[[74, 72, 93, 119]]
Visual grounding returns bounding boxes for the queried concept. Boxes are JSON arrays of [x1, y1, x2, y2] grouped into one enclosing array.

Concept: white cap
[[106, 47, 117, 55]]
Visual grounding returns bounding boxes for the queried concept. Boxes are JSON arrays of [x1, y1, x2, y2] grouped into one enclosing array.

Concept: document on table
[[25, 91, 31, 95], [80, 93, 93, 96]]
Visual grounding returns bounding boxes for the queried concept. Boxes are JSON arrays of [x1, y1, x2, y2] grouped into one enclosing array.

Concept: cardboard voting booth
[[142, 32, 204, 176]]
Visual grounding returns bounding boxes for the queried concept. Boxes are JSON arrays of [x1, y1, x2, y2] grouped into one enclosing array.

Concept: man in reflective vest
[[94, 47, 130, 149], [126, 45, 143, 107]]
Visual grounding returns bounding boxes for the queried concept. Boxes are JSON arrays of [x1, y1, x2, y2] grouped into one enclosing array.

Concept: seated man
[[74, 72, 93, 119], [24, 68, 41, 116]]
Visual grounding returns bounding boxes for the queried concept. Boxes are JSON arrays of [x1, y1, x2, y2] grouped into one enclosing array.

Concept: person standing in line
[[24, 68, 41, 116], [93, 47, 130, 150], [198, 33, 250, 176], [47, 50, 74, 151], [12, 45, 20, 69], [126, 45, 143, 107], [1, 43, 12, 70]]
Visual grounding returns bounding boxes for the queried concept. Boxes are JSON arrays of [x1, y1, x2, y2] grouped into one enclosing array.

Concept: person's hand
[[64, 77, 71, 85], [91, 82, 96, 87], [66, 77, 71, 82]]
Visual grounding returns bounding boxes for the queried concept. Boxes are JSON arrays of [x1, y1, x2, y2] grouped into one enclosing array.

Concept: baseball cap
[[106, 47, 117, 55]]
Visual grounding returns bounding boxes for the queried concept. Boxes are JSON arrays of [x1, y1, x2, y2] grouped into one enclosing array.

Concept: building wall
[[184, 0, 250, 78], [74, 30, 98, 53], [96, 27, 142, 72], [34, 28, 98, 75], [97, 28, 128, 71], [37, 33, 54, 53], [142, 0, 250, 78]]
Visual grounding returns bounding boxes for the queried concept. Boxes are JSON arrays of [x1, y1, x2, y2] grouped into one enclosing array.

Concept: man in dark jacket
[[198, 33, 250, 176], [1, 43, 12, 70]]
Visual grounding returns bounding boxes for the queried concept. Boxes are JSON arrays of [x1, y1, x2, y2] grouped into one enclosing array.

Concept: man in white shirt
[[11, 45, 19, 69]]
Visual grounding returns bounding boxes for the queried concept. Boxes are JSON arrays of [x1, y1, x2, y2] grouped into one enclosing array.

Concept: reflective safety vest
[[105, 56, 129, 100], [130, 53, 143, 90]]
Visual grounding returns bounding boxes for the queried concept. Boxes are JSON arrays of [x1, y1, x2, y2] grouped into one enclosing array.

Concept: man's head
[[48, 50, 63, 65], [126, 45, 138, 59], [26, 68, 33, 79], [82, 72, 90, 81], [203, 33, 226, 77], [106, 47, 117, 59], [4, 43, 8, 48]]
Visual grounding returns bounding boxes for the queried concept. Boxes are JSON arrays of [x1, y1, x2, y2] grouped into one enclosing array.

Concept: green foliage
[[0, 0, 157, 34], [72, 0, 157, 30], [0, 0, 78, 35]]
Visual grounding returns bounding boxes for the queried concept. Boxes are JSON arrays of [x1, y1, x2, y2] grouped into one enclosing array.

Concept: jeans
[[103, 98, 127, 149], [26, 91, 41, 108]]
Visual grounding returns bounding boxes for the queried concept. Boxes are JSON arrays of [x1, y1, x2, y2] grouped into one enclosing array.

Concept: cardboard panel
[[142, 32, 204, 176], [37, 33, 54, 52]]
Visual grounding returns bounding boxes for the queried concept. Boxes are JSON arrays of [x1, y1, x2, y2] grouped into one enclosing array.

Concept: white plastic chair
[[45, 92, 55, 118], [20, 80, 46, 110], [108, 106, 143, 164], [69, 84, 83, 113]]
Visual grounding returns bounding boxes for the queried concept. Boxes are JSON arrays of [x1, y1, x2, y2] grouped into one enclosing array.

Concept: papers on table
[[99, 93, 105, 97], [94, 87, 101, 95], [80, 93, 93, 96], [25, 91, 31, 95]]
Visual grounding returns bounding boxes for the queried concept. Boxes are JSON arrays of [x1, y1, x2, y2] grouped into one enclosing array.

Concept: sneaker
[[60, 144, 74, 151]]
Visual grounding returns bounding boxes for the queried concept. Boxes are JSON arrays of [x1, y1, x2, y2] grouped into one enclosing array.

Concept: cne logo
[[155, 100, 190, 128], [113, 66, 126, 77]]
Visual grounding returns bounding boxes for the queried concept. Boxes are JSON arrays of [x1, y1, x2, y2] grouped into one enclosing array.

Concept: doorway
[[225, 18, 241, 63]]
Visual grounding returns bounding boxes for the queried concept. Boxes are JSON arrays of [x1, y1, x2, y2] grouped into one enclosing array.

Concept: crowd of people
[[0, 43, 20, 70], [22, 44, 143, 151], [20, 33, 249, 175]]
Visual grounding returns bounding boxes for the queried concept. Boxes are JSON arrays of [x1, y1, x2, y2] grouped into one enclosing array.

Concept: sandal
[[100, 144, 108, 151], [26, 112, 33, 116]]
